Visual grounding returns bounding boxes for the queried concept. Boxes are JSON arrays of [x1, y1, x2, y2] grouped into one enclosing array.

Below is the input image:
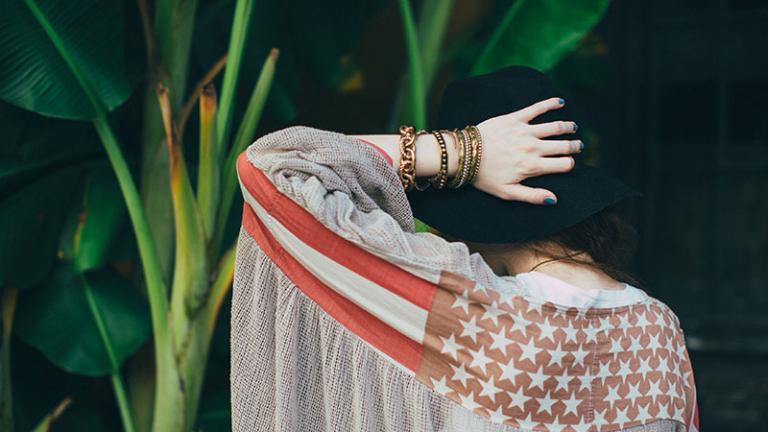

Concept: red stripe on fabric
[[236, 151, 436, 310], [356, 138, 393, 166], [241, 201, 422, 371]]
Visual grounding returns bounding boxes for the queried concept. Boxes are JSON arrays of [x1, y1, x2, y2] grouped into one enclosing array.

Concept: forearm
[[351, 133, 459, 177]]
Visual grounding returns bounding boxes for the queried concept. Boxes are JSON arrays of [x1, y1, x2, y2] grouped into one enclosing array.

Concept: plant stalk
[[216, 0, 257, 152], [157, 85, 210, 430], [91, 116, 179, 432], [140, 0, 201, 284], [82, 276, 136, 432], [92, 116, 170, 351], [211, 49, 279, 258], [471, 0, 525, 76], [177, 244, 236, 428], [197, 85, 220, 240], [31, 398, 72, 432], [397, 0, 427, 129], [202, 246, 236, 335], [389, 0, 454, 129]]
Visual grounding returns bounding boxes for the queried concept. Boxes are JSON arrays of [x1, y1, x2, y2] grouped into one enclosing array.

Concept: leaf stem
[[197, 85, 220, 240], [471, 0, 525, 75], [216, 0, 257, 151], [92, 116, 169, 343], [31, 398, 72, 432], [110, 373, 136, 432], [203, 245, 236, 334], [211, 49, 278, 258], [82, 276, 136, 432], [397, 0, 427, 129], [177, 53, 228, 139]]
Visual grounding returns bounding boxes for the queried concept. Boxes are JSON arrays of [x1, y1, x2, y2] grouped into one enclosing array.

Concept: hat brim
[[406, 165, 641, 244]]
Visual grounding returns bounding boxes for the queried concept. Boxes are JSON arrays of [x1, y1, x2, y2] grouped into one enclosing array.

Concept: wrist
[[414, 133, 440, 177]]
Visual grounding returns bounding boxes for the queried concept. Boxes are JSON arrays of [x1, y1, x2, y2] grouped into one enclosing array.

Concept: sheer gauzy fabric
[[231, 126, 700, 432]]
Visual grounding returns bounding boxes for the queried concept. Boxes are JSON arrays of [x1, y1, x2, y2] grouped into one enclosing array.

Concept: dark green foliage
[[0, 1, 610, 429], [14, 263, 151, 376]]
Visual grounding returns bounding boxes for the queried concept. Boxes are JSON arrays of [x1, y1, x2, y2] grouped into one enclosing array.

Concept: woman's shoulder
[[641, 291, 685, 332]]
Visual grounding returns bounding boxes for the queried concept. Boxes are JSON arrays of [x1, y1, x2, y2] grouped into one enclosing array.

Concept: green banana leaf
[[14, 263, 151, 376], [57, 166, 126, 273], [0, 103, 99, 199], [0, 165, 83, 290], [0, 0, 132, 120], [472, 0, 611, 75]]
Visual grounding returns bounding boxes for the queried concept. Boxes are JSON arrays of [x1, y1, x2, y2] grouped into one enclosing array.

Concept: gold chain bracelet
[[398, 125, 417, 191]]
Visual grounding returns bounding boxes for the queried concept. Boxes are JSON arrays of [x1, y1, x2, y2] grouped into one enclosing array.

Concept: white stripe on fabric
[[363, 247, 442, 285], [240, 184, 428, 344]]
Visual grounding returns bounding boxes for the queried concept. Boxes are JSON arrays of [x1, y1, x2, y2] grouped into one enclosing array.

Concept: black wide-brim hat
[[406, 66, 640, 244]]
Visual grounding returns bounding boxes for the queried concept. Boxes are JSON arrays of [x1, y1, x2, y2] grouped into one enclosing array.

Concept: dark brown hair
[[523, 206, 640, 286], [442, 205, 640, 286]]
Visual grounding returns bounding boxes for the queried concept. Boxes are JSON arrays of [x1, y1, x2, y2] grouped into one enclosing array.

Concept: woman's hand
[[474, 97, 581, 204]]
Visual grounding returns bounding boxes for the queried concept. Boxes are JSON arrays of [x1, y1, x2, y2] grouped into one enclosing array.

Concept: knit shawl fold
[[231, 126, 699, 432]]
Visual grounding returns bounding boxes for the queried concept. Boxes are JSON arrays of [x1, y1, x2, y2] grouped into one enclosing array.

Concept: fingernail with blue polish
[[544, 197, 557, 205], [558, 98, 565, 105], [573, 123, 579, 132], [579, 141, 585, 151]]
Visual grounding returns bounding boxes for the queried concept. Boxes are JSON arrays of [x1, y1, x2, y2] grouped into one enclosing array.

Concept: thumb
[[497, 184, 558, 205]]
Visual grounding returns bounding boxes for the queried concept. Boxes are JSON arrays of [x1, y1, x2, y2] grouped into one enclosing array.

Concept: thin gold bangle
[[465, 126, 478, 184], [466, 125, 483, 184], [448, 128, 466, 188], [457, 128, 472, 187]]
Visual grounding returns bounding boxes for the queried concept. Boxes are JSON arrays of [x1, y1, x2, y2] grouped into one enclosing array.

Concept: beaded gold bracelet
[[428, 130, 449, 189], [440, 129, 459, 182], [412, 129, 432, 191]]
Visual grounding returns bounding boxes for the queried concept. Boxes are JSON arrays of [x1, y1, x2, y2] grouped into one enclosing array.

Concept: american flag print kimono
[[231, 126, 700, 432]]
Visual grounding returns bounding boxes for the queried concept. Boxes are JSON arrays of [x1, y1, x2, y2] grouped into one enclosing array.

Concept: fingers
[[496, 184, 558, 205], [536, 156, 575, 174], [528, 121, 578, 138], [512, 97, 565, 123], [536, 139, 583, 156]]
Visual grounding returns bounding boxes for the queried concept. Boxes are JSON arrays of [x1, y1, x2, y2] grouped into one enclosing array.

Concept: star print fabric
[[416, 271, 697, 431], [232, 126, 699, 432]]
